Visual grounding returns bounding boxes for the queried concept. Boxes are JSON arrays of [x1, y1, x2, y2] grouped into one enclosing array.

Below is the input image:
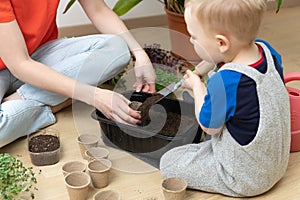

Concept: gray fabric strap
[[219, 42, 276, 84]]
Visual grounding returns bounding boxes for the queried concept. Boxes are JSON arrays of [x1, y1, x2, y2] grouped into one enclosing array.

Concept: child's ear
[[215, 35, 230, 53]]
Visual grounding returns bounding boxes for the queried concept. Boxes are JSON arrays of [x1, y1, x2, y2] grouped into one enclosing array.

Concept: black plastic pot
[[91, 91, 202, 165]]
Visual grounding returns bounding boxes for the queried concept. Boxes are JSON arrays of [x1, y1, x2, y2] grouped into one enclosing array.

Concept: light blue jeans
[[0, 34, 130, 147]]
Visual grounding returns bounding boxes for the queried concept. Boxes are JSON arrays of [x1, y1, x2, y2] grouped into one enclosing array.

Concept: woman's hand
[[78, 0, 156, 94], [94, 88, 141, 125], [132, 50, 156, 93]]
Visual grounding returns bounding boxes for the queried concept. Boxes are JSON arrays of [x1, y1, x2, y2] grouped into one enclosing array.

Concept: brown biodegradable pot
[[62, 160, 87, 177], [93, 190, 121, 200], [64, 171, 91, 200], [162, 177, 187, 200], [28, 129, 60, 166], [85, 147, 109, 162], [77, 134, 100, 159], [87, 159, 112, 189]]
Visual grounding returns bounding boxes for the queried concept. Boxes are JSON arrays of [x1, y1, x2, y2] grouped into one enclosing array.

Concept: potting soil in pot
[[92, 91, 202, 168], [29, 135, 60, 152], [131, 94, 195, 137], [137, 93, 164, 127], [29, 134, 60, 166]]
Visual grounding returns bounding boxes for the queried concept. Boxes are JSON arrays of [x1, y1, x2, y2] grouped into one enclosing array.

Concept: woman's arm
[[0, 21, 76, 99], [78, 0, 139, 51], [0, 20, 140, 124], [78, 0, 156, 93]]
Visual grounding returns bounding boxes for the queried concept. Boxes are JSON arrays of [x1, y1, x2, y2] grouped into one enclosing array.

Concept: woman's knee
[[102, 35, 131, 65], [63, 34, 131, 85], [0, 100, 56, 147], [86, 35, 131, 83]]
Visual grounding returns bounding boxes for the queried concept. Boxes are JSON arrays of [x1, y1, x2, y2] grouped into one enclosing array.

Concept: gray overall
[[160, 42, 291, 197]]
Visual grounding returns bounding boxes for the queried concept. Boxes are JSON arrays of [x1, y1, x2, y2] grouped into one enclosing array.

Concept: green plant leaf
[[113, 0, 143, 16], [63, 0, 76, 14], [276, 0, 284, 13], [0, 153, 37, 200]]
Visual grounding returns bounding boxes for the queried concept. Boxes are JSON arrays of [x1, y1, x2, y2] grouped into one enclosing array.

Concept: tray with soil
[[28, 129, 60, 166], [91, 91, 202, 163]]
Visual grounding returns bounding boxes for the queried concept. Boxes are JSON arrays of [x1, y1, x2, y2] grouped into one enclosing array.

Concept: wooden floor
[[1, 6, 300, 200]]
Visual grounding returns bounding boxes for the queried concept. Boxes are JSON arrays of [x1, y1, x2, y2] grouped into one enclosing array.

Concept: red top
[[217, 44, 264, 70], [0, 0, 60, 70], [249, 44, 264, 68]]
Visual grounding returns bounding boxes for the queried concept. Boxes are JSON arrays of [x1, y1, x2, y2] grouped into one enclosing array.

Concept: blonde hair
[[185, 0, 267, 44]]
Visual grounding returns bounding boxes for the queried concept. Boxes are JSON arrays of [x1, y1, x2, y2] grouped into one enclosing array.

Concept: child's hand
[[182, 69, 203, 91]]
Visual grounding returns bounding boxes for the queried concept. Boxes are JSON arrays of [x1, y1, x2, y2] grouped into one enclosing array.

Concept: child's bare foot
[[2, 92, 22, 102], [50, 99, 73, 113]]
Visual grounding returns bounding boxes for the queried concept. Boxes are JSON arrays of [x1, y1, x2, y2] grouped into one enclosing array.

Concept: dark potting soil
[[129, 101, 143, 111], [144, 110, 195, 137], [130, 94, 195, 137], [29, 135, 60, 153], [137, 93, 164, 127]]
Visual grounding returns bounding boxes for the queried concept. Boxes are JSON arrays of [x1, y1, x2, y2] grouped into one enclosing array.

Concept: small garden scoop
[[158, 78, 185, 97], [155, 61, 214, 103], [155, 77, 185, 103]]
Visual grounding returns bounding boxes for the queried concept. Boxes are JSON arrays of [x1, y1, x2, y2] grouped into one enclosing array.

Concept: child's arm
[[183, 70, 224, 135], [201, 125, 223, 135]]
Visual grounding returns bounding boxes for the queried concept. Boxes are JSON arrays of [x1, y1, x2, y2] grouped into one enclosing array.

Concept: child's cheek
[[194, 46, 211, 62], [192, 41, 213, 63]]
